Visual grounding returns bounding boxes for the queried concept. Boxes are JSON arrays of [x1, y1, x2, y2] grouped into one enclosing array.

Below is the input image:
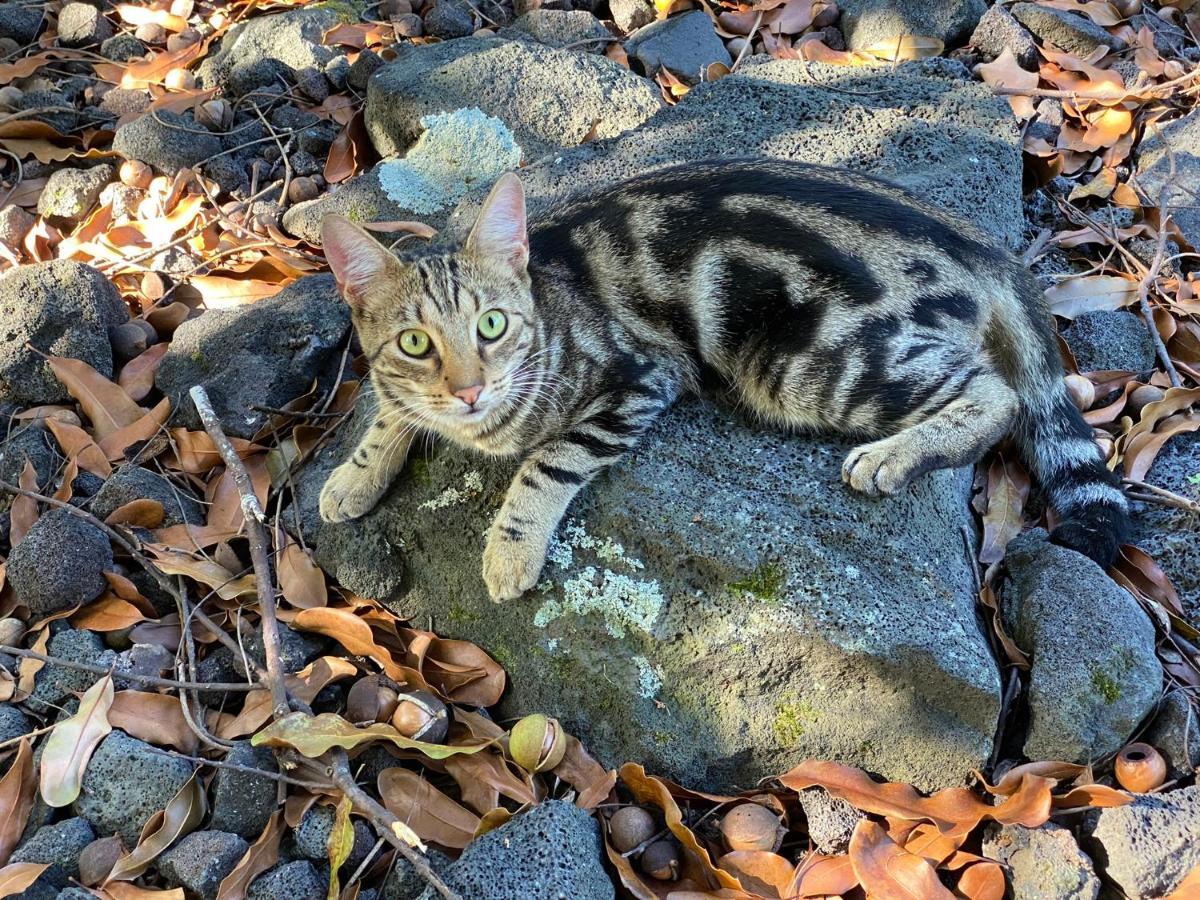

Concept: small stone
[[37, 164, 116, 220], [134, 21, 166, 44], [0, 84, 20, 112], [209, 741, 279, 838], [99, 182, 142, 219], [0, 704, 31, 745], [100, 87, 150, 118], [1087, 785, 1200, 898], [609, 0, 652, 33], [1141, 691, 1200, 782], [91, 466, 204, 528], [8, 509, 113, 619], [0, 618, 23, 645], [100, 33, 147, 61], [0, 3, 43, 44], [970, 3, 1037, 70], [11, 818, 95, 888], [0, 203, 34, 250], [295, 65, 330, 102], [27, 629, 115, 715], [324, 55, 351, 90], [500, 10, 610, 51], [797, 788, 864, 855], [837, 0, 986, 51], [394, 13, 423, 37], [159, 831, 249, 900], [248, 861, 325, 900], [56, 3, 114, 47], [624, 10, 731, 83], [382, 0, 413, 16], [1061, 310, 1157, 374], [113, 109, 222, 173], [347, 48, 384, 91], [424, 0, 476, 39], [983, 823, 1100, 900], [382, 850, 454, 900], [1011, 3, 1127, 57], [1131, 13, 1188, 55]]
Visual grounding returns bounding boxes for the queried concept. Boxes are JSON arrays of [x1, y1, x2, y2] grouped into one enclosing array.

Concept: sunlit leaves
[[39, 674, 114, 807]]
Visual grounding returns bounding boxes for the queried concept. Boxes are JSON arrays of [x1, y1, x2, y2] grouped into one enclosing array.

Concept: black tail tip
[[1050, 503, 1130, 569]]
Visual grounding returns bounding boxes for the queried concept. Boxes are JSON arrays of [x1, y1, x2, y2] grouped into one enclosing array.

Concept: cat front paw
[[319, 463, 389, 523], [482, 530, 546, 602]]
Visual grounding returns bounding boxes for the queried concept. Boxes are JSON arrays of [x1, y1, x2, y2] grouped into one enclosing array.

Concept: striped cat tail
[[1000, 275, 1131, 568]]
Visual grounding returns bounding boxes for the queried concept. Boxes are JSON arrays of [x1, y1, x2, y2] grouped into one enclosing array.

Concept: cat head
[[321, 174, 537, 436]]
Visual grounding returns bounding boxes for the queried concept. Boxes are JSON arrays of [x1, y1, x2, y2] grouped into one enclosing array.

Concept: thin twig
[[142, 745, 329, 789], [1123, 480, 1200, 514], [189, 386, 291, 721], [991, 61, 1200, 102], [1136, 126, 1183, 388], [0, 645, 264, 692]]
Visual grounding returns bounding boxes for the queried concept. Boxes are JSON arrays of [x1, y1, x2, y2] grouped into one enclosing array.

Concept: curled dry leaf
[[47, 356, 146, 442], [849, 820, 955, 900], [146, 547, 256, 601], [788, 852, 858, 898], [291, 607, 412, 683], [377, 767, 480, 849], [553, 735, 615, 810], [0, 740, 36, 865], [40, 674, 114, 808], [69, 595, 149, 633], [444, 751, 537, 815], [215, 656, 357, 740], [106, 773, 205, 882], [402, 628, 505, 706], [102, 885, 184, 900], [98, 397, 172, 461], [718, 850, 796, 897], [45, 418, 112, 477], [976, 49, 1038, 118], [278, 540, 328, 610], [1051, 783, 1132, 808], [860, 34, 944, 61], [215, 811, 284, 900], [0, 862, 49, 898], [118, 343, 169, 403], [8, 459, 39, 547], [978, 454, 1030, 565], [108, 691, 199, 753], [779, 760, 1054, 837], [956, 860, 1006, 900], [326, 796, 354, 900], [104, 499, 165, 529], [1045, 274, 1138, 319], [250, 711, 489, 759]]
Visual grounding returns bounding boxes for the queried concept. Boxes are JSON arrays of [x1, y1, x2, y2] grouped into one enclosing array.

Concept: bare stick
[[1136, 128, 1183, 388], [189, 385, 290, 721], [0, 645, 264, 692]]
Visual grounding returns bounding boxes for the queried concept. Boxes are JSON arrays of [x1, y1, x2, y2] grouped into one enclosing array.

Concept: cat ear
[[466, 172, 528, 272], [321, 215, 394, 307]]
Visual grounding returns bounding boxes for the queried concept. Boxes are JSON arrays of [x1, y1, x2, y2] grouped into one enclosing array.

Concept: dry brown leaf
[[979, 583, 1031, 669], [277, 540, 328, 610], [554, 735, 615, 810], [291, 607, 410, 682], [215, 811, 284, 900], [788, 852, 858, 898], [102, 885, 185, 900], [1112, 545, 1182, 617], [377, 767, 480, 849], [849, 820, 955, 900], [0, 740, 36, 865], [0, 862, 49, 898], [70, 595, 149, 633], [444, 752, 537, 814], [979, 454, 1030, 564], [104, 499, 165, 529], [860, 34, 944, 60], [403, 629, 505, 706], [145, 547, 256, 601], [108, 691, 199, 753], [976, 49, 1038, 118], [116, 4, 189, 31], [324, 111, 366, 184], [46, 418, 112, 477], [117, 342, 168, 403], [8, 460, 38, 547], [97, 397, 171, 461], [1165, 861, 1200, 900], [191, 275, 292, 309], [1038, 0, 1122, 26], [106, 774, 205, 881], [214, 657, 357, 740], [47, 356, 146, 441], [251, 711, 488, 760], [1045, 274, 1138, 318], [780, 760, 1054, 837], [1051, 783, 1132, 808], [40, 674, 114, 807], [167, 429, 258, 474], [1068, 167, 1118, 202], [718, 850, 795, 897], [956, 861, 1006, 900]]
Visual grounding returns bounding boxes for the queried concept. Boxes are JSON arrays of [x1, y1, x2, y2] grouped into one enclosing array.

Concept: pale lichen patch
[[633, 655, 664, 699], [534, 566, 665, 639], [419, 470, 483, 511]]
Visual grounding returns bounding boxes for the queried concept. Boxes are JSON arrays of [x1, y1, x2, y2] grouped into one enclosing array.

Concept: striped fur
[[320, 158, 1129, 601]]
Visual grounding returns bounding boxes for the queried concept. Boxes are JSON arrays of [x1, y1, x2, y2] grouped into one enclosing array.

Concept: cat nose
[[453, 384, 483, 406]]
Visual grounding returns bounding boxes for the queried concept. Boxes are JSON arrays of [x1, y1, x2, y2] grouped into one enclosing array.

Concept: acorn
[[610, 806, 656, 854], [509, 713, 566, 773], [0, 617, 23, 647], [195, 98, 232, 132], [287, 176, 320, 205], [164, 67, 195, 90], [1064, 374, 1095, 411], [120, 159, 153, 190], [1128, 384, 1165, 418], [1115, 742, 1167, 793], [392, 690, 449, 742], [347, 675, 400, 725], [720, 802, 785, 853], [640, 839, 680, 881]]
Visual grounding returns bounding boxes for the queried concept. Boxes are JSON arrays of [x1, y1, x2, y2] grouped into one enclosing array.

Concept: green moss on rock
[[729, 560, 785, 602]]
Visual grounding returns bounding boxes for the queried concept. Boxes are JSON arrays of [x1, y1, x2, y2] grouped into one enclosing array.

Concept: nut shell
[[1115, 742, 1167, 793], [509, 713, 566, 772], [1064, 374, 1095, 411], [392, 690, 449, 742], [120, 160, 153, 190], [640, 840, 680, 881], [610, 806, 656, 854], [720, 802, 784, 853]]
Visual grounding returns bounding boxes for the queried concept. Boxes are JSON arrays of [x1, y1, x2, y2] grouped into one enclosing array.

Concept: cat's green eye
[[398, 329, 432, 358], [478, 309, 507, 341]]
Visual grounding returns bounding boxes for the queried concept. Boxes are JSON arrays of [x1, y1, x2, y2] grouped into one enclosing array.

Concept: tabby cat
[[319, 158, 1129, 602]]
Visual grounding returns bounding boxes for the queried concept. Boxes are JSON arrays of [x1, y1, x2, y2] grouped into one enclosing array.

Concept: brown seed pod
[[164, 68, 195, 90], [509, 713, 566, 773], [392, 690, 449, 742], [195, 98, 232, 131], [1115, 742, 1167, 793], [120, 159, 153, 190], [720, 802, 784, 853], [1064, 374, 1095, 412], [135, 22, 167, 43], [640, 840, 680, 881], [0, 85, 23, 112], [609, 806, 656, 854], [1128, 384, 1165, 418], [287, 176, 320, 204], [346, 675, 400, 725]]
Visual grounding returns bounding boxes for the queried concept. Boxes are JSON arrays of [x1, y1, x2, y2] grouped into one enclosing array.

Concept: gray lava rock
[[209, 741, 281, 838], [445, 57, 1023, 251], [197, 5, 351, 97], [155, 274, 350, 438], [382, 849, 454, 900], [0, 424, 59, 505], [346, 48, 383, 91], [248, 861, 325, 900], [26, 628, 115, 715], [624, 10, 731, 83], [282, 165, 432, 244], [56, 3, 114, 47], [1131, 12, 1188, 55], [37, 164, 115, 220], [159, 831, 249, 900], [798, 788, 864, 855], [1061, 310, 1156, 374], [0, 704, 31, 744], [1011, 3, 1126, 56], [440, 801, 612, 900], [100, 33, 146, 62], [1138, 109, 1200, 252], [424, 0, 475, 38], [8, 509, 113, 620], [0, 3, 43, 44], [499, 10, 610, 51], [73, 730, 195, 845], [11, 818, 95, 888], [0, 202, 35, 250], [970, 3, 1037, 70], [609, 0, 652, 34], [837, 0, 986, 51], [55, 889, 94, 900], [365, 37, 661, 160], [1003, 530, 1160, 763], [982, 823, 1099, 900], [99, 87, 150, 118], [1087, 785, 1200, 898], [1142, 690, 1200, 782], [91, 466, 204, 527], [197, 624, 324, 697], [1131, 432, 1200, 623], [0, 259, 128, 405], [291, 805, 372, 870], [113, 109, 222, 174]]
